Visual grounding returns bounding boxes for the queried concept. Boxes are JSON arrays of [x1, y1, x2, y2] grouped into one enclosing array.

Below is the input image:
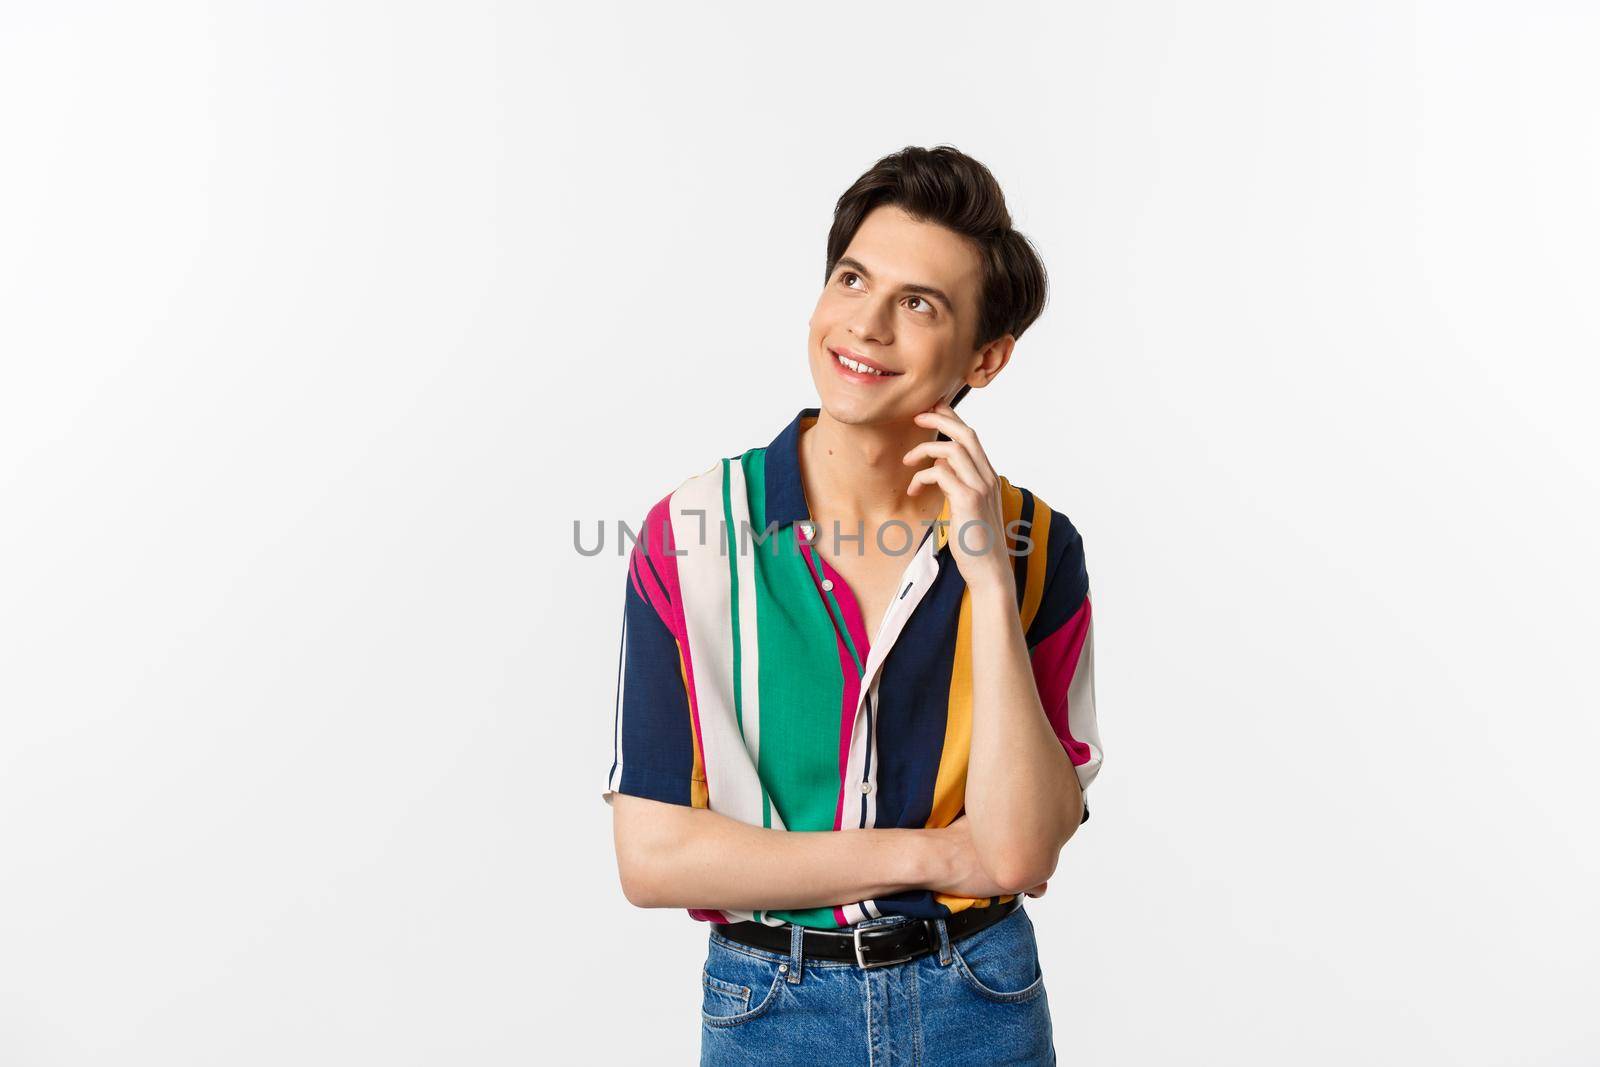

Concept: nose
[[848, 290, 895, 346]]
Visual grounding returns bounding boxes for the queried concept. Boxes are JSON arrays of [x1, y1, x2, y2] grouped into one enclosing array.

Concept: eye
[[906, 295, 934, 315], [839, 270, 863, 289]]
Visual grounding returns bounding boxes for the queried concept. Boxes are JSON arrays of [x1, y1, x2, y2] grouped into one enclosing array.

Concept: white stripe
[[605, 583, 629, 800], [1065, 602, 1102, 791], [725, 456, 767, 817], [836, 532, 942, 922], [671, 461, 781, 830], [841, 533, 942, 829], [862, 680, 881, 829]]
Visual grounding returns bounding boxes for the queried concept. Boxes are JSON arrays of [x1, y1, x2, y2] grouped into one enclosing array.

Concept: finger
[[907, 456, 974, 507], [907, 464, 1002, 553], [903, 439, 986, 494], [912, 409, 996, 482], [906, 460, 975, 510], [911, 410, 991, 478], [905, 462, 948, 498], [913, 408, 994, 481]]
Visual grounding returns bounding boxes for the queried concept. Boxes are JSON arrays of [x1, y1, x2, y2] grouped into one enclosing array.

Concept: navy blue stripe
[[1012, 488, 1037, 614], [640, 545, 672, 606], [870, 554, 967, 915], [858, 688, 873, 828], [616, 572, 695, 806], [607, 581, 627, 789], [1024, 503, 1088, 646]]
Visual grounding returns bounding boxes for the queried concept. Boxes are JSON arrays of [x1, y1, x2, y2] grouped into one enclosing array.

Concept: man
[[603, 144, 1103, 1065]]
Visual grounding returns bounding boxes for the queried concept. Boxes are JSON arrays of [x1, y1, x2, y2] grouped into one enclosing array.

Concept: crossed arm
[[610, 795, 936, 911], [609, 568, 1081, 912], [609, 793, 1047, 912]]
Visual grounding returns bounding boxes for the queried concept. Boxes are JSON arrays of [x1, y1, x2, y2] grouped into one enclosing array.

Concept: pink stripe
[[633, 502, 723, 927], [820, 552, 872, 672], [822, 553, 872, 824], [639, 493, 712, 792], [801, 544, 870, 831], [633, 496, 677, 624], [627, 551, 652, 603], [1030, 597, 1095, 766], [642, 496, 728, 928]]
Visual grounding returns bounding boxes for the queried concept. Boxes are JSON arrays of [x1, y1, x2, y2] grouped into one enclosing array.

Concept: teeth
[[835, 351, 888, 376]]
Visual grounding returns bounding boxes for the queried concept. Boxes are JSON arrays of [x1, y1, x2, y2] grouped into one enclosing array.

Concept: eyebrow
[[834, 256, 957, 314]]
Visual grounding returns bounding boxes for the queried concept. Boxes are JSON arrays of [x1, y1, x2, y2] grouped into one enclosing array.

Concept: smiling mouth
[[830, 348, 902, 377]]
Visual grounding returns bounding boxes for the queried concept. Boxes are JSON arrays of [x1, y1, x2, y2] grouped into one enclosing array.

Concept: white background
[[2, 2, 1597, 1064]]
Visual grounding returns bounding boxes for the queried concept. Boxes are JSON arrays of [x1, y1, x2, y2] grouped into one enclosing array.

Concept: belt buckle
[[852, 924, 887, 969], [852, 921, 919, 970]]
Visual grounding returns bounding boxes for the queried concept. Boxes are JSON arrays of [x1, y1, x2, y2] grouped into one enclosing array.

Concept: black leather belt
[[712, 896, 1022, 970]]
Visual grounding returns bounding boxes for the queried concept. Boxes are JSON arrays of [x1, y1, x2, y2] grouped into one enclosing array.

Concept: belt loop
[[787, 921, 804, 984], [935, 917, 952, 966]]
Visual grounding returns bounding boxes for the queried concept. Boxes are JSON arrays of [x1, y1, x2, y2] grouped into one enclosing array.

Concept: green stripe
[[725, 458, 776, 922], [722, 459, 744, 742], [744, 447, 851, 928], [818, 582, 865, 679]]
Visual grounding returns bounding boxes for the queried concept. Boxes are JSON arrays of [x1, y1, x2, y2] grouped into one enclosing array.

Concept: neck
[[798, 407, 946, 533]]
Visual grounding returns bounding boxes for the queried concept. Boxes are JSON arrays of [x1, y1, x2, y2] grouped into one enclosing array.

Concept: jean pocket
[[701, 935, 788, 1028], [949, 905, 1047, 1004]]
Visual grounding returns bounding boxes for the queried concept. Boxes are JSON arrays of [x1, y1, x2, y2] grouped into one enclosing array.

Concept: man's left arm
[[904, 403, 1104, 895], [965, 575, 1086, 892]]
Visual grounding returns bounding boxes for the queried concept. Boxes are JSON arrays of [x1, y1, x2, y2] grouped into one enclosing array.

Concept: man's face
[[807, 204, 996, 426]]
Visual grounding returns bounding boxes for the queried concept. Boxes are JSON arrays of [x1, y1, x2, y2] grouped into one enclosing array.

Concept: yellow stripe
[[1019, 497, 1051, 633], [992, 475, 1051, 634], [929, 588, 973, 827], [930, 479, 1041, 911], [996, 476, 1022, 555], [929, 587, 973, 911], [678, 642, 710, 809]]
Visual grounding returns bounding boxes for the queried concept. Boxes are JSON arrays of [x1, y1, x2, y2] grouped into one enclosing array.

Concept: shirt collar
[[762, 406, 951, 552]]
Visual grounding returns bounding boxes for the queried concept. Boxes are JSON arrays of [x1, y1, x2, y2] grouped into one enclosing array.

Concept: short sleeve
[[1025, 519, 1103, 825], [602, 519, 701, 808]]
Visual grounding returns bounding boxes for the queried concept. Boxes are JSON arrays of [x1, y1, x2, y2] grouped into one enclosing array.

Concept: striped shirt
[[603, 406, 1102, 929]]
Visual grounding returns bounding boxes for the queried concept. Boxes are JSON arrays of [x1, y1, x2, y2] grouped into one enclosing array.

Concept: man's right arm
[[611, 793, 956, 911], [609, 793, 1029, 911]]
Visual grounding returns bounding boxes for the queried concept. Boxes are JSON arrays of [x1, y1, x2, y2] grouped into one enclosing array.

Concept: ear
[[968, 334, 1015, 388]]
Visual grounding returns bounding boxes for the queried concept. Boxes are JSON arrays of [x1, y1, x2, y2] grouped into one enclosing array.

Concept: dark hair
[[825, 145, 1050, 408]]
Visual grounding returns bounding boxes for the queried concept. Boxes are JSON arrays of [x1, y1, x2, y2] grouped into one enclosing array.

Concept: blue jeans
[[700, 902, 1055, 1066]]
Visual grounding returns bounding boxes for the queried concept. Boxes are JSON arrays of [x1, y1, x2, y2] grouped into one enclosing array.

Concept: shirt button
[[860, 781, 872, 794], [821, 578, 834, 592]]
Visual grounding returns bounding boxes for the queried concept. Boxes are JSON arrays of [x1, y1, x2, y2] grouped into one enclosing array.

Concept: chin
[[808, 367, 862, 419], [817, 392, 895, 428], [820, 398, 868, 425]]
